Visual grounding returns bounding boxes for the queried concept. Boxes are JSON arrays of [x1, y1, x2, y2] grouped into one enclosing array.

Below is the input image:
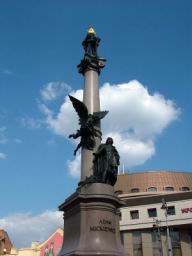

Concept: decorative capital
[[77, 28, 106, 75]]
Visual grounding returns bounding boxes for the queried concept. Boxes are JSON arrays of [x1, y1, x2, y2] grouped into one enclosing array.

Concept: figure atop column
[[77, 27, 106, 74], [83, 27, 100, 57]]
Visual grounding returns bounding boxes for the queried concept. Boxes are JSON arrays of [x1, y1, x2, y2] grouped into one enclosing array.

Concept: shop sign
[[181, 207, 192, 214]]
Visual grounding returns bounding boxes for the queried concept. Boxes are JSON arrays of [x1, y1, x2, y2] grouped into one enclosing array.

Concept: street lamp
[[161, 198, 173, 256], [153, 218, 163, 256]]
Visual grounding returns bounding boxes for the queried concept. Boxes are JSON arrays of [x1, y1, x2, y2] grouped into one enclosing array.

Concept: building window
[[130, 210, 139, 219], [131, 188, 140, 193], [171, 229, 182, 256], [147, 186, 157, 192], [148, 208, 157, 218], [132, 231, 143, 256], [164, 186, 174, 191], [180, 186, 190, 191], [120, 232, 124, 246], [167, 206, 176, 215], [119, 212, 122, 221], [152, 231, 162, 256]]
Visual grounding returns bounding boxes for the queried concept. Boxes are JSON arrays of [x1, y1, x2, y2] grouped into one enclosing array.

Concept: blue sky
[[0, 0, 191, 247]]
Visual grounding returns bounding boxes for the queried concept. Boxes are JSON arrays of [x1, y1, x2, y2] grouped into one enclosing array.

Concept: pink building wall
[[40, 231, 63, 256]]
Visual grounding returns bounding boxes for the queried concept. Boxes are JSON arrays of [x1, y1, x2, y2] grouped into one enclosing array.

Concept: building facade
[[7, 228, 63, 256], [0, 230, 12, 255], [39, 228, 63, 256], [115, 171, 192, 256]]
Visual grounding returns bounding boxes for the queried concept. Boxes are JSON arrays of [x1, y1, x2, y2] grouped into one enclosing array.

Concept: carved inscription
[[99, 219, 111, 225], [90, 219, 115, 233]]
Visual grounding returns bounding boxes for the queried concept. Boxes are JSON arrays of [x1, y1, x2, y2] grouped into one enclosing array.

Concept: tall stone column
[[58, 28, 124, 256], [77, 27, 106, 181]]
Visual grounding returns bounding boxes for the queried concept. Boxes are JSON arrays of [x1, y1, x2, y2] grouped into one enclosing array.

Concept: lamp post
[[153, 218, 163, 256], [161, 198, 173, 256]]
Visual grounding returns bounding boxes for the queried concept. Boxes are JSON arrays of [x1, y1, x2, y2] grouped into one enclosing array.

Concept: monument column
[[58, 28, 125, 256], [77, 27, 106, 181]]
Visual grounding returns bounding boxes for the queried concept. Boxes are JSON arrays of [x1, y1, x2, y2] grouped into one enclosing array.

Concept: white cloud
[[40, 89, 83, 137], [67, 133, 155, 179], [0, 126, 8, 144], [67, 153, 81, 178], [47, 139, 56, 145], [1, 69, 13, 75], [0, 152, 7, 160], [103, 132, 155, 167], [14, 139, 23, 144], [0, 210, 63, 248], [0, 127, 22, 145], [40, 80, 180, 176], [100, 81, 179, 138], [0, 126, 7, 133], [20, 117, 43, 129], [40, 82, 71, 102]]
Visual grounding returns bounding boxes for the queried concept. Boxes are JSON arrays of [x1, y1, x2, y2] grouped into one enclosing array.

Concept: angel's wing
[[93, 111, 108, 124], [69, 95, 88, 124]]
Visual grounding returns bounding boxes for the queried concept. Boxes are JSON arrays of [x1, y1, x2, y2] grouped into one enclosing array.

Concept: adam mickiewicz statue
[[93, 137, 120, 186]]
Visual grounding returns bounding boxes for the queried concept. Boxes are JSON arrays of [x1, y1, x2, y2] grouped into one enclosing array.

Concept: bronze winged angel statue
[[68, 95, 108, 155]]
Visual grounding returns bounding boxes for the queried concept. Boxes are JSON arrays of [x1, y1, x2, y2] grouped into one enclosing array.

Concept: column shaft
[[81, 69, 101, 180]]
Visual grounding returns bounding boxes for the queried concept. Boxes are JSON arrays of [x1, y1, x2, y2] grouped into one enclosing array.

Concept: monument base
[[58, 183, 125, 256]]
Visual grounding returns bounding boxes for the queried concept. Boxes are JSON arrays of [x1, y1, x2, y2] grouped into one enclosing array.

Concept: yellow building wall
[[8, 242, 40, 256]]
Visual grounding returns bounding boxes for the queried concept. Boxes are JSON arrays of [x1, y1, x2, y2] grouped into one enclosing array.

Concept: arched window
[[180, 186, 190, 191], [131, 188, 140, 193], [164, 186, 174, 191], [147, 187, 157, 192]]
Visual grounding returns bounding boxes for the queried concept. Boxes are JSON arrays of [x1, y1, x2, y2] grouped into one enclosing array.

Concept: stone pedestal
[[58, 183, 125, 256]]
